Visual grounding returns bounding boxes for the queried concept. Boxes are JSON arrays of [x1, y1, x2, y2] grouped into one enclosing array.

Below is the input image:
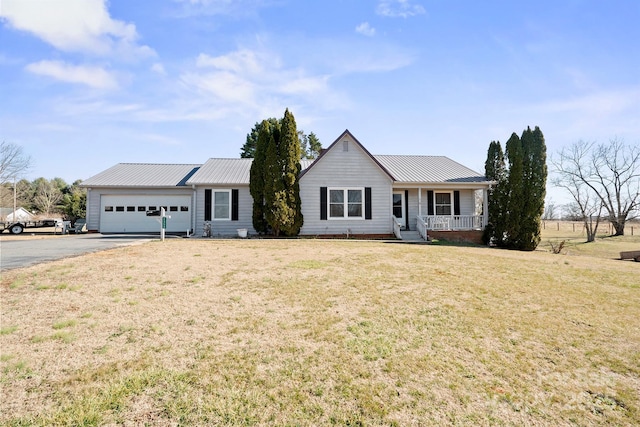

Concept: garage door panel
[[100, 195, 191, 233]]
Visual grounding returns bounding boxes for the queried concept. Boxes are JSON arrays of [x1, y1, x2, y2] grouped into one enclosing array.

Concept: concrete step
[[400, 230, 424, 242]]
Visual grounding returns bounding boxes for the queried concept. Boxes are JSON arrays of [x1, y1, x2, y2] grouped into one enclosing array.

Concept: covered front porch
[[391, 186, 489, 241]]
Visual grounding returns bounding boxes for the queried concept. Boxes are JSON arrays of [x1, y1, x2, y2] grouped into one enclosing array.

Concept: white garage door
[[100, 195, 192, 233]]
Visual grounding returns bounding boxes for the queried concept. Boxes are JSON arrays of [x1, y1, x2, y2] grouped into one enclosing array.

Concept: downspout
[[192, 184, 197, 236]]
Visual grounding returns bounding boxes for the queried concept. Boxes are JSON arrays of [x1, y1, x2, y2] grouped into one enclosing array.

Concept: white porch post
[[483, 188, 489, 227], [418, 187, 422, 216]]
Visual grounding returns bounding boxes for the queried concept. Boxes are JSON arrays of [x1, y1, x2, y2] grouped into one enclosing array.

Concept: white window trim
[[392, 191, 405, 222], [213, 189, 232, 221], [434, 191, 453, 216], [328, 187, 365, 220]]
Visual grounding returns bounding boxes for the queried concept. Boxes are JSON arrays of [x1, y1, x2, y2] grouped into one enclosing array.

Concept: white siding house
[[299, 131, 394, 236], [81, 130, 492, 241]]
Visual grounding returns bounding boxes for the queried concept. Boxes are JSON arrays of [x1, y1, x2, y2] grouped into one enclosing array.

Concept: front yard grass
[[1, 236, 639, 425]]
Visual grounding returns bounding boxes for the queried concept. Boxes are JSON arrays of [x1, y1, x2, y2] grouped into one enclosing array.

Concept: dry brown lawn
[[1, 233, 639, 426]]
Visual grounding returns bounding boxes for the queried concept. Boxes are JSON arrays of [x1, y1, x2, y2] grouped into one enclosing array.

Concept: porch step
[[399, 230, 424, 242]]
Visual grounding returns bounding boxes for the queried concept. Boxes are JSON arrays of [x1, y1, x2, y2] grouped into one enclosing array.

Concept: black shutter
[[427, 190, 434, 215], [232, 189, 239, 221], [454, 191, 460, 216], [365, 187, 372, 220], [405, 190, 409, 230], [204, 189, 212, 221], [320, 187, 327, 220]]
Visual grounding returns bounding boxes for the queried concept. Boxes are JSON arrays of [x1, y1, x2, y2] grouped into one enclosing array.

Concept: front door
[[392, 192, 406, 229]]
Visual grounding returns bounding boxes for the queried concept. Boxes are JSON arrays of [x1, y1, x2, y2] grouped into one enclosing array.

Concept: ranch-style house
[[81, 130, 493, 242]]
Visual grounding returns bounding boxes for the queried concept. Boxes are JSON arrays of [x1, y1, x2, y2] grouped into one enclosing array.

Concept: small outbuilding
[[0, 207, 35, 222]]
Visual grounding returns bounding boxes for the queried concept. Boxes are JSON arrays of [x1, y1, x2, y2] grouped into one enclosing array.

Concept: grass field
[[1, 227, 639, 426]]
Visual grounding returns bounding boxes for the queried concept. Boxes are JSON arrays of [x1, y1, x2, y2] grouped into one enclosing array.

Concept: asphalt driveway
[[0, 234, 155, 271]]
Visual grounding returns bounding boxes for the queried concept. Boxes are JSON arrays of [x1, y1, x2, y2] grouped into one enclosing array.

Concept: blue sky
[[1, 0, 639, 203]]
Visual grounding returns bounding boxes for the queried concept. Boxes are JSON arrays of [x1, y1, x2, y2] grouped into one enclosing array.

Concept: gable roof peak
[[299, 130, 395, 180]]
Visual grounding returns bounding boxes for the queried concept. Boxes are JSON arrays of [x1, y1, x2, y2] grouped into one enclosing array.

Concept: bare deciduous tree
[[0, 141, 31, 183], [552, 139, 640, 236], [33, 178, 62, 215], [543, 198, 557, 220]]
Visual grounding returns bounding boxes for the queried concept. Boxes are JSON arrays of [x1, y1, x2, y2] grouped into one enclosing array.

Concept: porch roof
[[374, 155, 490, 184]]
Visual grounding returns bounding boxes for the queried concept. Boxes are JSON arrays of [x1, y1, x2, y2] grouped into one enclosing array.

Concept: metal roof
[[374, 155, 488, 183], [187, 158, 253, 185], [187, 158, 316, 185], [80, 153, 488, 188], [81, 163, 201, 187]]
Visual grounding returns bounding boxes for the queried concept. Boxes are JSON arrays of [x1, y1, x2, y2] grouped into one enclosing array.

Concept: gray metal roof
[[81, 163, 201, 187], [374, 155, 488, 183], [80, 154, 487, 188], [187, 158, 253, 185], [187, 158, 316, 185]]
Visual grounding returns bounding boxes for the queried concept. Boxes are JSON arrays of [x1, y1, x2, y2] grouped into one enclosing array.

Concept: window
[[393, 193, 403, 219], [170, 206, 178, 212], [328, 188, 363, 219], [148, 205, 157, 211], [116, 206, 124, 212], [137, 206, 146, 212], [435, 192, 452, 215], [127, 206, 135, 212], [214, 190, 231, 220], [180, 206, 189, 212], [105, 206, 114, 212]]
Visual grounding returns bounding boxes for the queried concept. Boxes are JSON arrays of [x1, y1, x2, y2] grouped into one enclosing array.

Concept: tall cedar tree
[[482, 141, 507, 246], [504, 132, 524, 248], [485, 128, 547, 250], [278, 109, 304, 235], [249, 119, 277, 233], [264, 130, 285, 236], [263, 109, 303, 236], [519, 126, 547, 250]]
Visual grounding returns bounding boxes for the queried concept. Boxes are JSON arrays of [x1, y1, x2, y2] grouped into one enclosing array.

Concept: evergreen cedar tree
[[249, 119, 274, 234], [250, 109, 304, 236], [483, 126, 547, 251], [482, 141, 507, 246]]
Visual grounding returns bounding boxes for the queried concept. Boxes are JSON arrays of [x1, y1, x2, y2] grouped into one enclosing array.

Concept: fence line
[[541, 221, 635, 236]]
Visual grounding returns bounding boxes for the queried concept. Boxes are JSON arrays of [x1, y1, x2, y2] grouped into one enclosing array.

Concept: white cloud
[[376, 0, 425, 18], [279, 76, 330, 95], [181, 70, 257, 105], [355, 22, 376, 37], [182, 48, 333, 108], [172, 0, 272, 17], [151, 63, 167, 75], [25, 60, 118, 90], [196, 50, 267, 74], [0, 0, 154, 58]]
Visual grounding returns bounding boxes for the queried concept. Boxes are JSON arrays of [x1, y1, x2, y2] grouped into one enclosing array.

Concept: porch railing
[[416, 216, 428, 240], [392, 216, 402, 239], [418, 215, 484, 231]]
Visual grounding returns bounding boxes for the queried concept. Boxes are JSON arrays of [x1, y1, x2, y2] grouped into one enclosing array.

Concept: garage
[[100, 194, 192, 233]]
